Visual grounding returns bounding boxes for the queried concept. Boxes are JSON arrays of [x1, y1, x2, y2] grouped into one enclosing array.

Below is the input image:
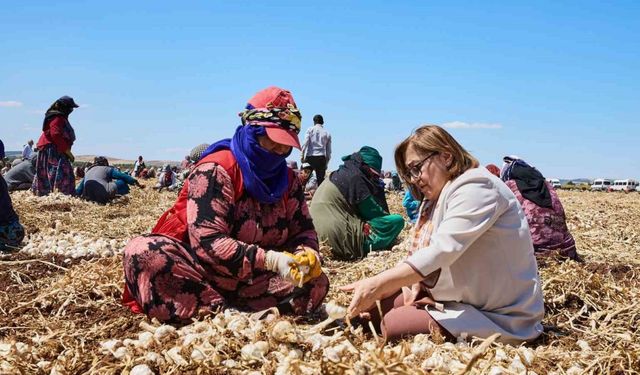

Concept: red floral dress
[[123, 161, 329, 322]]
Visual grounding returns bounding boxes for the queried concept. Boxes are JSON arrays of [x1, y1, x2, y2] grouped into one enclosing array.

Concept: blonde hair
[[394, 125, 479, 199]]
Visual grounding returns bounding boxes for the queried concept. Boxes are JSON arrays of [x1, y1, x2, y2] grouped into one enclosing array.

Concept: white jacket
[[405, 167, 544, 344]]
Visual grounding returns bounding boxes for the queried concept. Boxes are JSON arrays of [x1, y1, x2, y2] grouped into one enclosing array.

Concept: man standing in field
[[22, 139, 34, 160], [301, 114, 331, 185]]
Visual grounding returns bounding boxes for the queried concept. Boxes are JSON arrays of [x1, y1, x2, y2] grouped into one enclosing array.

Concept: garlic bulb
[[130, 364, 155, 375], [308, 301, 348, 334], [576, 340, 591, 352], [165, 347, 188, 366], [241, 341, 269, 363], [154, 325, 177, 342], [112, 347, 129, 360], [138, 331, 154, 348], [144, 352, 164, 365], [271, 320, 297, 343]]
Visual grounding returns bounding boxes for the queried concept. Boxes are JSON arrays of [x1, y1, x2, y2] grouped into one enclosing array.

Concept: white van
[[591, 178, 612, 191], [612, 179, 639, 192], [546, 178, 561, 189]]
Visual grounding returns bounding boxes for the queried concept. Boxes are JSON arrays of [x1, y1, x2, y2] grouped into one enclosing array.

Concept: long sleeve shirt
[[37, 117, 74, 153], [186, 163, 318, 283], [301, 124, 331, 162], [405, 167, 544, 344], [22, 144, 33, 159]]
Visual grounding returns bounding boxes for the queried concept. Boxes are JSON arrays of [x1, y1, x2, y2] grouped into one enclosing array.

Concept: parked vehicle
[[591, 178, 612, 191], [546, 178, 562, 189], [611, 179, 639, 192]]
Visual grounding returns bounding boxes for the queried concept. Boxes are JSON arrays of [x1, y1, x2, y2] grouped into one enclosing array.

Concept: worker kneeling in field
[[4, 153, 37, 191], [0, 140, 25, 252], [501, 156, 579, 261], [310, 146, 405, 259], [341, 125, 544, 345], [75, 156, 144, 204], [122, 86, 328, 322]]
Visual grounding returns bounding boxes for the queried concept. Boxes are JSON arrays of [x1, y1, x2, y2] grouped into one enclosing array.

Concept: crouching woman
[[341, 125, 544, 345], [122, 87, 328, 322]]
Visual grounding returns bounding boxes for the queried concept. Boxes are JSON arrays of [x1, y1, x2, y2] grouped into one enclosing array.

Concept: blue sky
[[1, 1, 638, 179]]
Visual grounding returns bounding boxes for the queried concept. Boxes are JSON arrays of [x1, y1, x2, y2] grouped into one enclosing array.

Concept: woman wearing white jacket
[[341, 125, 544, 345]]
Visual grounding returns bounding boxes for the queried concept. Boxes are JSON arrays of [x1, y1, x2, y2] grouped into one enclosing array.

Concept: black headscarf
[[329, 149, 389, 212], [502, 159, 552, 208]]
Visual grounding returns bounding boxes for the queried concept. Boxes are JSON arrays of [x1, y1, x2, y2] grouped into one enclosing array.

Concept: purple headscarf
[[202, 125, 290, 204]]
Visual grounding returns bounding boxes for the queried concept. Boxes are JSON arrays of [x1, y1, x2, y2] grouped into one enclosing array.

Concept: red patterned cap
[[241, 86, 302, 149]]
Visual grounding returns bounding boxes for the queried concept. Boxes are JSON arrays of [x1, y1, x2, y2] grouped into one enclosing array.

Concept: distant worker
[[146, 166, 156, 179], [74, 163, 87, 179], [310, 146, 404, 259], [485, 163, 501, 178], [391, 172, 402, 191], [4, 153, 37, 191], [181, 155, 191, 171], [75, 157, 144, 204], [32, 96, 79, 196], [382, 171, 394, 190], [402, 189, 420, 223], [299, 162, 318, 200], [155, 164, 178, 191], [501, 156, 579, 260], [132, 156, 146, 177], [22, 139, 34, 160], [189, 143, 211, 164], [0, 139, 26, 252], [301, 114, 331, 185]]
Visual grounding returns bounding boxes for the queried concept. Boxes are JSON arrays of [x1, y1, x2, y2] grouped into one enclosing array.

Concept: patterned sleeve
[[186, 163, 267, 281], [284, 171, 319, 252]]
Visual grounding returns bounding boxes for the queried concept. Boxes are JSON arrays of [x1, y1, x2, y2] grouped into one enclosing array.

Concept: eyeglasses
[[405, 152, 438, 180]]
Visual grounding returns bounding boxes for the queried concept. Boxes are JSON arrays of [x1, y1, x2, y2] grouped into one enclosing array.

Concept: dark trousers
[[305, 155, 327, 185]]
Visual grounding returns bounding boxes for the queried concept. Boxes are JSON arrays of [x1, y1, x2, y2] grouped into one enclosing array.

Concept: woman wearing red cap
[[32, 96, 79, 196], [122, 87, 328, 322]]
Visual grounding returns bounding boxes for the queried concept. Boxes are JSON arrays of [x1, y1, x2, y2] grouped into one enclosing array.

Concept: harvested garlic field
[[1, 190, 638, 374]]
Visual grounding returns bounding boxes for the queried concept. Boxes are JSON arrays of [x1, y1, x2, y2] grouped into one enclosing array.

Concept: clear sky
[[1, 1, 638, 179]]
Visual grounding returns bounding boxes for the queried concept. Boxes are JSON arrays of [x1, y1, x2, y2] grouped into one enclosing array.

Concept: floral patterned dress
[[505, 180, 578, 260], [123, 161, 329, 322]]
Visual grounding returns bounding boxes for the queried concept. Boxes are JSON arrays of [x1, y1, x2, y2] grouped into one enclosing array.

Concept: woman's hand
[[340, 276, 382, 318], [340, 263, 424, 318], [265, 250, 297, 283], [291, 247, 323, 284]]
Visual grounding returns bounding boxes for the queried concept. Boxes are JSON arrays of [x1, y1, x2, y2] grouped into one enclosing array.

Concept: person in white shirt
[[22, 140, 34, 160], [341, 125, 544, 345], [132, 156, 146, 177], [301, 114, 331, 185]]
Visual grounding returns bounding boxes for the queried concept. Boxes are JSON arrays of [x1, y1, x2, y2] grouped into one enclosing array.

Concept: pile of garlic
[[16, 191, 80, 206], [96, 302, 351, 372], [20, 230, 125, 259]]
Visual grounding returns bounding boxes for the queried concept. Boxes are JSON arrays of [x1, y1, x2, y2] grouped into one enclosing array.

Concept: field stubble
[[0, 189, 638, 374]]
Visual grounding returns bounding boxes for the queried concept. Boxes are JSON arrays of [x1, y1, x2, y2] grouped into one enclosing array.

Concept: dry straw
[[1, 189, 638, 374]]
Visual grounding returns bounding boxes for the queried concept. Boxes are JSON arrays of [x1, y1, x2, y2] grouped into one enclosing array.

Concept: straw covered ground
[[1, 189, 638, 374]]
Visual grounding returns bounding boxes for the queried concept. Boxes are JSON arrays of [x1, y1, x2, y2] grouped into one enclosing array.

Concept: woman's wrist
[[377, 263, 423, 292]]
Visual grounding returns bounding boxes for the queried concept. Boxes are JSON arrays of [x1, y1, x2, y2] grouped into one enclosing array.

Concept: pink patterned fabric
[[505, 180, 578, 260], [123, 162, 328, 322]]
